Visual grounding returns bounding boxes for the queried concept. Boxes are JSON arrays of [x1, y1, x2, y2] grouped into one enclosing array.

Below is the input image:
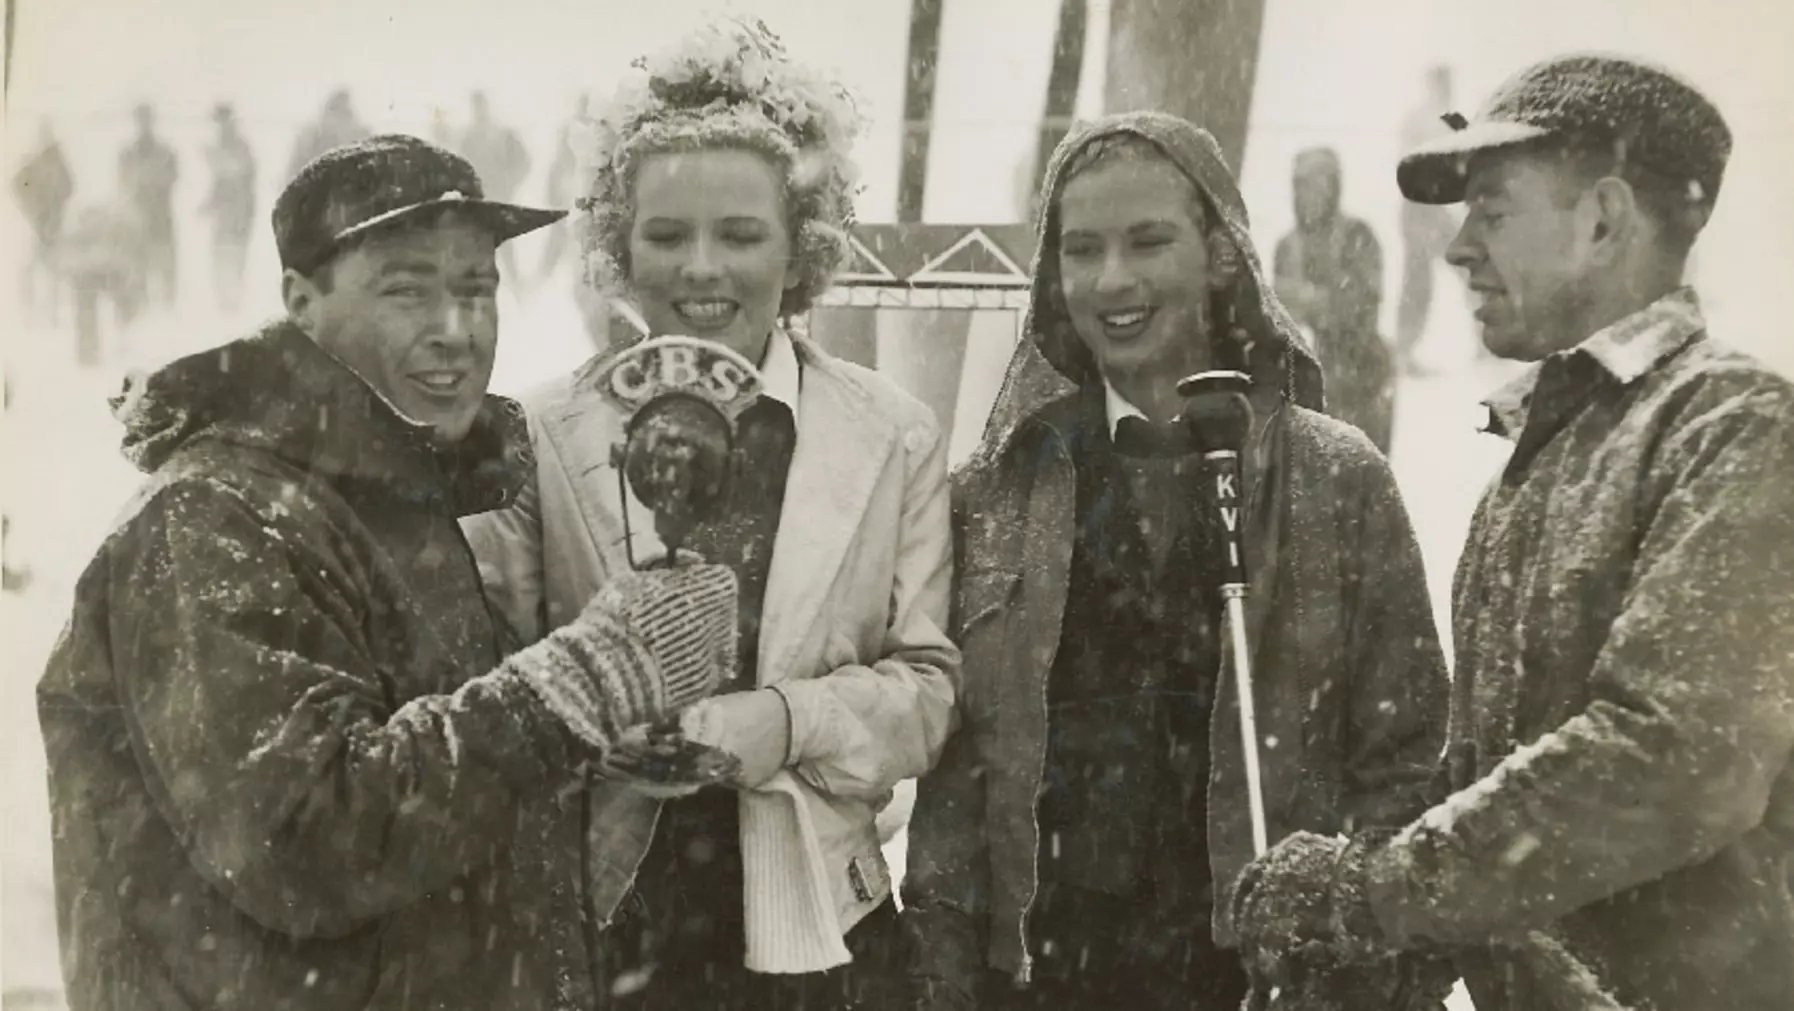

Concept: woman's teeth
[[411, 371, 464, 392], [675, 300, 737, 324], [1101, 309, 1151, 328]]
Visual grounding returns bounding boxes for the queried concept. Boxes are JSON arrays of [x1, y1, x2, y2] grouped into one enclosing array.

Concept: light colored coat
[[461, 334, 959, 974]]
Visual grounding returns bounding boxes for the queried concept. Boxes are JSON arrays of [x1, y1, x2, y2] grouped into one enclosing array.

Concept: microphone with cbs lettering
[[595, 336, 765, 569], [1175, 368, 1268, 857]]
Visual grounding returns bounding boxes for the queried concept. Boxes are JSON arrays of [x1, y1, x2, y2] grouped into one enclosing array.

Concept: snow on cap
[[1398, 53, 1732, 207], [274, 134, 565, 274]]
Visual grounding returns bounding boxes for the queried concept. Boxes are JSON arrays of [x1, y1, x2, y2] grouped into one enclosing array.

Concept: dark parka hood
[[109, 320, 530, 516], [978, 111, 1324, 459]]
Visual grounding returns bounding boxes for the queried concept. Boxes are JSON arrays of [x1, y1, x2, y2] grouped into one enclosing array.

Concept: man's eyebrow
[[379, 260, 440, 277], [1465, 170, 1514, 203]]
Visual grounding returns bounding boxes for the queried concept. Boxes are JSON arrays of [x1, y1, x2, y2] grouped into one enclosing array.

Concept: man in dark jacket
[[904, 112, 1452, 1011], [12, 119, 75, 325], [199, 102, 257, 310], [1274, 147, 1395, 453], [452, 91, 532, 285], [37, 135, 740, 1011], [118, 103, 180, 308], [286, 89, 372, 181], [1233, 54, 1794, 1011]]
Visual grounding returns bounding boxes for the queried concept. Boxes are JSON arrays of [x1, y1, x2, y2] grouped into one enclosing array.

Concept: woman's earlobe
[[1208, 232, 1241, 290]]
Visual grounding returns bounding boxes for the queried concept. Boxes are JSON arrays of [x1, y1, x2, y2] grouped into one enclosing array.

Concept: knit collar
[[1481, 286, 1706, 439]]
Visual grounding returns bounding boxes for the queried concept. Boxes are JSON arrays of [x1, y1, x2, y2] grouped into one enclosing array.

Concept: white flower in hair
[[590, 12, 866, 153], [573, 13, 867, 315]]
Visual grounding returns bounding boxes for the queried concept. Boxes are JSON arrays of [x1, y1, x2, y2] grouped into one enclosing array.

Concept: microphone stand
[[1177, 369, 1268, 857]]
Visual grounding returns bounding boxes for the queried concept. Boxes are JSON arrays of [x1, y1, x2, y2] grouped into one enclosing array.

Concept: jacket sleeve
[[1366, 393, 1794, 946], [111, 477, 576, 940], [902, 479, 991, 1004], [772, 413, 961, 802], [460, 418, 548, 647], [1338, 441, 1451, 831]]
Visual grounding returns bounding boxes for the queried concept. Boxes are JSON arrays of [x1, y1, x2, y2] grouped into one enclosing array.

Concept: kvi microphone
[[1175, 368, 1268, 856], [594, 336, 765, 568]]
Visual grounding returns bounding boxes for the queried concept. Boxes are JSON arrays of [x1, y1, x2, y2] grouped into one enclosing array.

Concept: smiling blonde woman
[[462, 17, 958, 1010]]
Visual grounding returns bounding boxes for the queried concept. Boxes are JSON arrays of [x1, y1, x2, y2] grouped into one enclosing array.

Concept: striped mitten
[[510, 563, 737, 754]]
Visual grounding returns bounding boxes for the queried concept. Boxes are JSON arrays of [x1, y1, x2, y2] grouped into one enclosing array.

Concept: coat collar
[[111, 321, 530, 515], [1481, 287, 1707, 440], [759, 326, 802, 411], [757, 336, 899, 680]]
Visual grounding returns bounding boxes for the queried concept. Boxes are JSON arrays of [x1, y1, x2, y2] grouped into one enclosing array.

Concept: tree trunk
[[1028, 0, 1090, 214], [1103, 0, 1267, 172], [895, 0, 946, 223]]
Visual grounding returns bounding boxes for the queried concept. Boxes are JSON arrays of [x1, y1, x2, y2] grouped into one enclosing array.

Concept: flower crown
[[572, 15, 867, 201]]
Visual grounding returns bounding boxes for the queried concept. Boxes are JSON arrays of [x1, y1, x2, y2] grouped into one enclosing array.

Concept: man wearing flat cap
[[1230, 54, 1794, 1011], [37, 135, 740, 1011]]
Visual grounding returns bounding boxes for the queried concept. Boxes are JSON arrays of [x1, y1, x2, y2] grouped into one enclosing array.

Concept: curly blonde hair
[[574, 16, 865, 318]]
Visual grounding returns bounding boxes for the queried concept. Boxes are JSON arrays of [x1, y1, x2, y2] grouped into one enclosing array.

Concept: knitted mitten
[[509, 563, 737, 754]]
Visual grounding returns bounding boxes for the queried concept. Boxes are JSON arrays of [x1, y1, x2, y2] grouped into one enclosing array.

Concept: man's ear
[[1585, 176, 1638, 265], [282, 268, 323, 335]]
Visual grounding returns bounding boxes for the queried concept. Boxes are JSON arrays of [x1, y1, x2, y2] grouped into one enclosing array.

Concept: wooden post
[[1103, 0, 1267, 171]]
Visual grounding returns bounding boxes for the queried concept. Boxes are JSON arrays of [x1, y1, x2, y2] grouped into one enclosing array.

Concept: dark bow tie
[[1112, 416, 1199, 459]]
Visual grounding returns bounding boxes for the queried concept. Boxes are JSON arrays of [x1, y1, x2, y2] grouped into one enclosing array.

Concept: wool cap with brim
[[273, 133, 565, 274], [1398, 53, 1731, 207]]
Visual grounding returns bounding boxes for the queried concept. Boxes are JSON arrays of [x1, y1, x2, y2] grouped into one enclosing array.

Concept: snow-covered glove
[[902, 903, 980, 1011], [510, 563, 737, 754], [1232, 831, 1393, 975]]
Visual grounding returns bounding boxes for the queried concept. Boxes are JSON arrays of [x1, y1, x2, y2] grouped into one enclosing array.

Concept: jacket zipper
[[578, 774, 602, 1007], [1016, 425, 1074, 984]]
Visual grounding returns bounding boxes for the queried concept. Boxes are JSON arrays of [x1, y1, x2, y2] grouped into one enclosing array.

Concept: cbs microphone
[[1175, 368, 1268, 856], [595, 336, 765, 568]]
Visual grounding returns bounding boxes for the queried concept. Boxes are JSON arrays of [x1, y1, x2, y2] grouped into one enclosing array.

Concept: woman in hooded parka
[[902, 112, 1453, 1011]]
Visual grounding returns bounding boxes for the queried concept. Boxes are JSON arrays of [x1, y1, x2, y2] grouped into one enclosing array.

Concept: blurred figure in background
[[428, 105, 456, 149], [12, 119, 75, 327], [286, 89, 371, 181], [1394, 66, 1461, 374], [536, 92, 588, 281], [1274, 146, 1395, 452], [117, 103, 179, 309], [1, 373, 29, 593], [454, 91, 531, 284], [61, 201, 147, 366], [199, 102, 257, 311]]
